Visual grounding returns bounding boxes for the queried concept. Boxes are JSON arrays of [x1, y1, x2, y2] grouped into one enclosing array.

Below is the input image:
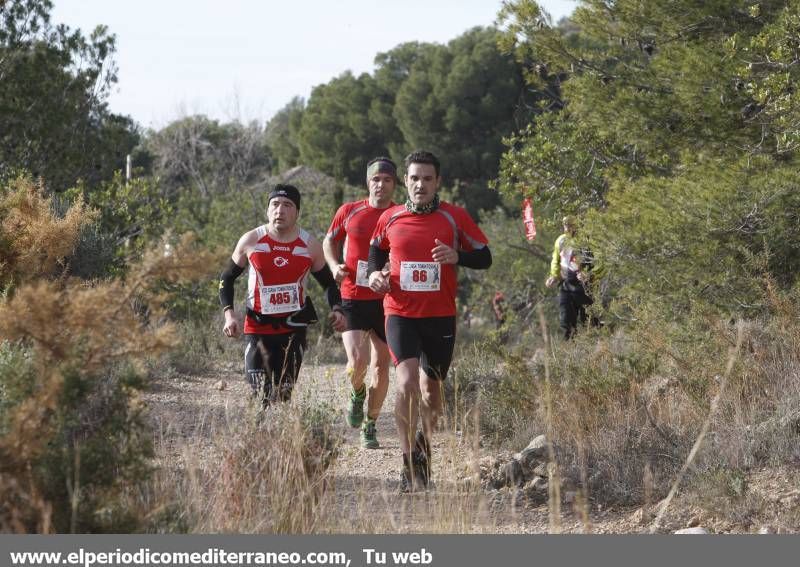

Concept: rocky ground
[[143, 359, 799, 534]]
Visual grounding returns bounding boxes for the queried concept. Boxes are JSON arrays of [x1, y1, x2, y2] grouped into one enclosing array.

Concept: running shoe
[[346, 386, 366, 428], [361, 418, 379, 449], [411, 431, 431, 489], [398, 454, 417, 494]]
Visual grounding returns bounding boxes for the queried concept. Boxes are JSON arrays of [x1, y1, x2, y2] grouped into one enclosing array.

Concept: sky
[[52, 1, 577, 129]]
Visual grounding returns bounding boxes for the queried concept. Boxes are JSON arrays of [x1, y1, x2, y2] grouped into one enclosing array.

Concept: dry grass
[[149, 403, 339, 533], [137, 281, 800, 534], [135, 361, 508, 534], [448, 286, 800, 532]]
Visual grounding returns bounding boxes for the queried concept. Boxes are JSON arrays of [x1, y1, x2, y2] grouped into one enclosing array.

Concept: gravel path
[[144, 357, 553, 533], [143, 356, 797, 533]]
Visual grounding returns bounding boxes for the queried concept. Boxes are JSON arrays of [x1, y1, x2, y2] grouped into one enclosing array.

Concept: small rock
[[519, 435, 549, 468], [521, 477, 548, 503], [524, 434, 548, 452], [488, 490, 503, 509], [758, 526, 775, 534], [214, 380, 227, 391], [674, 527, 709, 535], [519, 448, 541, 469], [478, 455, 506, 489], [532, 462, 548, 477], [524, 476, 548, 493], [502, 459, 525, 487]]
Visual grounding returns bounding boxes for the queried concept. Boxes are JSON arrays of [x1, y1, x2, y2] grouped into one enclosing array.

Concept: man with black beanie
[[219, 184, 346, 406]]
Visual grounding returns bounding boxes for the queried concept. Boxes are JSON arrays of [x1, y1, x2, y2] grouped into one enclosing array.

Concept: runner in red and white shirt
[[323, 157, 397, 448], [367, 151, 492, 492], [219, 184, 346, 407]]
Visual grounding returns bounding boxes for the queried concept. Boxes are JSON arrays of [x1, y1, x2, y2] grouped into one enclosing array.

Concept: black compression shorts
[[244, 330, 307, 406], [340, 298, 386, 342], [385, 315, 456, 381]]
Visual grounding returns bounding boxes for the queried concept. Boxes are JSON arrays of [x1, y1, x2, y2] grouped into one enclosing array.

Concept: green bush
[[34, 363, 153, 532]]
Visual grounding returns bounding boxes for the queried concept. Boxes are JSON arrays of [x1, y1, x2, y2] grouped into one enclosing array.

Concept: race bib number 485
[[260, 283, 300, 314], [399, 261, 441, 292]]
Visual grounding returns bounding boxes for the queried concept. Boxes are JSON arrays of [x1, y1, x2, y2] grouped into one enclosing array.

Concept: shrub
[[0, 175, 219, 531]]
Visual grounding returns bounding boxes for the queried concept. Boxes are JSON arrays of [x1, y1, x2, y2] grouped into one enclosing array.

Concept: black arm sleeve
[[457, 246, 492, 270], [368, 244, 389, 275], [219, 259, 245, 310], [310, 265, 342, 309]]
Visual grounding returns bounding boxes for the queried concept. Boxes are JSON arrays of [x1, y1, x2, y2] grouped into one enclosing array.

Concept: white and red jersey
[[370, 202, 489, 318], [245, 226, 314, 335], [326, 199, 394, 300]]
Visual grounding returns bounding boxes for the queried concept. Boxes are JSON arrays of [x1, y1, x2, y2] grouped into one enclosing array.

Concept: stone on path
[[674, 527, 709, 534]]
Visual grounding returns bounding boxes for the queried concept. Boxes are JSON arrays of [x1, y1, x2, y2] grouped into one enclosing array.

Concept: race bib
[[260, 283, 300, 314], [399, 261, 441, 292], [355, 259, 370, 287]]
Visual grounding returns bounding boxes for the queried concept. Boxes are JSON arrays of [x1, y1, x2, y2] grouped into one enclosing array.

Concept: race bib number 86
[[400, 261, 441, 292], [260, 283, 300, 314]]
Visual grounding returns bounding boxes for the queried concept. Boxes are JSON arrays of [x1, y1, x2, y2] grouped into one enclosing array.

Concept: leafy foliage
[[297, 71, 390, 189], [265, 96, 305, 173], [0, 0, 139, 192], [279, 27, 538, 215], [496, 0, 800, 318]]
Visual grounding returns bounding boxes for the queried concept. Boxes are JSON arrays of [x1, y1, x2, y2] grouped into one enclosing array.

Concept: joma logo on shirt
[[273, 245, 291, 251], [274, 256, 289, 267]]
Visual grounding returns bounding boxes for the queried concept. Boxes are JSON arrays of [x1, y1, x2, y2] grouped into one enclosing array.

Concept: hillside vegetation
[[1, 0, 798, 532]]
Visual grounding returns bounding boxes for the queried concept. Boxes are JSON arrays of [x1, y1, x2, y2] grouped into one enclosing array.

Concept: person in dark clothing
[[545, 216, 594, 340]]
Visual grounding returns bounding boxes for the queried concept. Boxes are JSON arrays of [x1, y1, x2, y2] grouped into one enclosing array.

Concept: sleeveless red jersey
[[370, 202, 488, 318], [244, 226, 314, 335], [326, 199, 394, 300]]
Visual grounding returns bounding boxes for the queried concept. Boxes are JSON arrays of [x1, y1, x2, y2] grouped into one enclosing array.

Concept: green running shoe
[[361, 418, 379, 449], [346, 386, 366, 428]]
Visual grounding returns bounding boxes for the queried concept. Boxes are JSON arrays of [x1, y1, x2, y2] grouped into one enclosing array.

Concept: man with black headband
[[323, 157, 397, 448], [219, 184, 346, 407], [367, 150, 492, 492]]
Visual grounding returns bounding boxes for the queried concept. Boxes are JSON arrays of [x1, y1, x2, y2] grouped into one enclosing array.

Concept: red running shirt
[[371, 202, 489, 318], [326, 199, 394, 300], [244, 226, 314, 335]]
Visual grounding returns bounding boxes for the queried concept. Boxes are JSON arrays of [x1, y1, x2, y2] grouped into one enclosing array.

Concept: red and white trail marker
[[522, 197, 536, 241]]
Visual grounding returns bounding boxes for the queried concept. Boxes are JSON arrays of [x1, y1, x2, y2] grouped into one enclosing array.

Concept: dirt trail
[[145, 359, 557, 532], [143, 359, 798, 533]]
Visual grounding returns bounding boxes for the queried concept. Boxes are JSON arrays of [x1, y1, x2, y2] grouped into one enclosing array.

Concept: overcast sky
[[52, 1, 577, 128]]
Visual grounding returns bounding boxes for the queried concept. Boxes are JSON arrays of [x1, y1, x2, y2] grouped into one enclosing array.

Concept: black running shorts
[[385, 315, 456, 381], [244, 330, 307, 405], [340, 298, 386, 342]]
